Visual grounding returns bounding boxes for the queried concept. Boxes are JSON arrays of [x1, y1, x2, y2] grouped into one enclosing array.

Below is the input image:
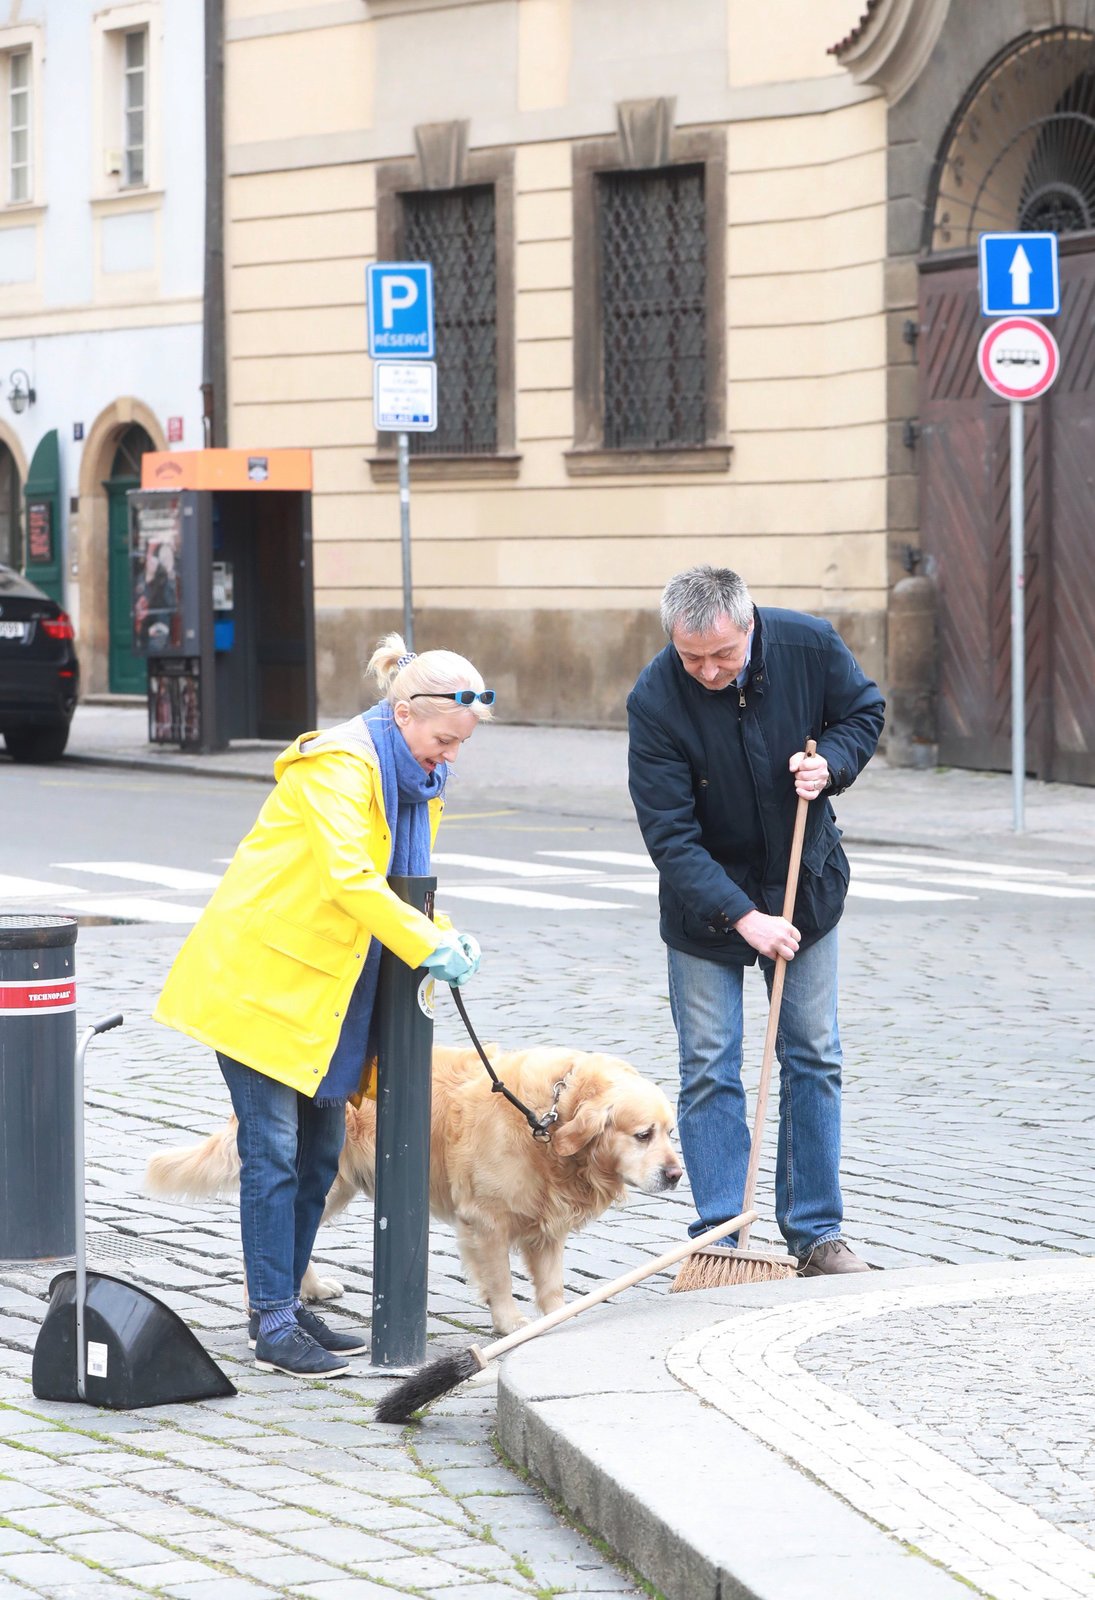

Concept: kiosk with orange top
[[128, 449, 315, 752]]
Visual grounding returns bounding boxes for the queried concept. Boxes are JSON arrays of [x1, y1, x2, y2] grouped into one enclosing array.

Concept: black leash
[[448, 985, 562, 1141]]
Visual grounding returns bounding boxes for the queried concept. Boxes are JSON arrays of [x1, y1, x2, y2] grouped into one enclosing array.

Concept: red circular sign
[[977, 316, 1060, 401]]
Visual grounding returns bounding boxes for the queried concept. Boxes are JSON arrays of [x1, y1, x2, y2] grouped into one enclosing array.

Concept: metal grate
[[931, 28, 1095, 249], [600, 166, 707, 450], [401, 185, 497, 455]]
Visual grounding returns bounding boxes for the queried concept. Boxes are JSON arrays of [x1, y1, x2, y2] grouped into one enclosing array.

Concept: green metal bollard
[[371, 875, 436, 1368]]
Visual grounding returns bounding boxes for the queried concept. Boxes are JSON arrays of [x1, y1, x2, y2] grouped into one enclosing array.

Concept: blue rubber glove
[[422, 932, 481, 987]]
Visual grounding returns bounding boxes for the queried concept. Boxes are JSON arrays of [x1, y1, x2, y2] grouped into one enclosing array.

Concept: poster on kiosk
[[128, 450, 315, 753]]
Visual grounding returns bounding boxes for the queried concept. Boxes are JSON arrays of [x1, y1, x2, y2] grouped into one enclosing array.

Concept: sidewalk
[[64, 701, 1095, 865]]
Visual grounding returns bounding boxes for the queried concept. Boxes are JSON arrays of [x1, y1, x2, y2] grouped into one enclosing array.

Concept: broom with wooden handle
[[670, 739, 819, 1292], [374, 1206, 757, 1425]]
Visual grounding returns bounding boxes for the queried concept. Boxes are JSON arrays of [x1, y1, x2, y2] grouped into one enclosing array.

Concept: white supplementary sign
[[374, 361, 438, 432], [976, 316, 1060, 402]]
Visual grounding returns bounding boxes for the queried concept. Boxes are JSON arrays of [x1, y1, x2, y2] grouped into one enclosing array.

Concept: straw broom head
[[671, 1246, 797, 1293]]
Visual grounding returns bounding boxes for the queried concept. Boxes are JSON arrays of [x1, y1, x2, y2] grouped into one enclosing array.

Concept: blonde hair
[[367, 633, 493, 721]]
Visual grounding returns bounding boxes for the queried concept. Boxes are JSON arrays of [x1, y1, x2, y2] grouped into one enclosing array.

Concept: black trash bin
[[0, 914, 77, 1260]]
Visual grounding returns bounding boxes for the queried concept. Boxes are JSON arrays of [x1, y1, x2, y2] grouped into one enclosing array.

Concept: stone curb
[[495, 1258, 1086, 1600]]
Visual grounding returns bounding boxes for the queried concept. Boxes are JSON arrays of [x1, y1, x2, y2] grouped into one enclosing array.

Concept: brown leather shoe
[[797, 1239, 871, 1276]]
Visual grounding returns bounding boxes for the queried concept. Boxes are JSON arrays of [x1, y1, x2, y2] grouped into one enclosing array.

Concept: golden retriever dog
[[145, 1042, 682, 1335]]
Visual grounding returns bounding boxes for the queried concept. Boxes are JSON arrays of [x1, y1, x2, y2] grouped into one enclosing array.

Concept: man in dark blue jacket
[[627, 565, 885, 1274]]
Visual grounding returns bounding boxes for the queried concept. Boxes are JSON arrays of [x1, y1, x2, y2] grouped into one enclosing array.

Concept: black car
[[0, 563, 80, 762]]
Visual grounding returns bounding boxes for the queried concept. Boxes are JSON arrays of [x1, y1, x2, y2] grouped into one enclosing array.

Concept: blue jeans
[[666, 929, 843, 1256], [217, 1054, 347, 1311]]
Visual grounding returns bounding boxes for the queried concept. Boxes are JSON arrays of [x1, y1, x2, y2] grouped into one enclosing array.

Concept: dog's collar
[[533, 1076, 569, 1142]]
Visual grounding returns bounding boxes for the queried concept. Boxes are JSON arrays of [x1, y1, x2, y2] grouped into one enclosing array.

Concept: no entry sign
[[977, 316, 1060, 402]]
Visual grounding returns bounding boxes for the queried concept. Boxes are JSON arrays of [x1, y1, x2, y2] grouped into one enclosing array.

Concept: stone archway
[[76, 398, 165, 695], [917, 26, 1095, 785]]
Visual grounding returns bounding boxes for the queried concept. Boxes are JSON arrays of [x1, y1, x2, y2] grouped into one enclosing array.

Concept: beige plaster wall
[[225, 0, 888, 723]]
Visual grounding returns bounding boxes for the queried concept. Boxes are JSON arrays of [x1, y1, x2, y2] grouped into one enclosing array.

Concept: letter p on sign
[[367, 262, 434, 358], [381, 274, 417, 328]]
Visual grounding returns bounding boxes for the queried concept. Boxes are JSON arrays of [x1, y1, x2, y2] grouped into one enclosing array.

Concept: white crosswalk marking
[[75, 896, 202, 925], [848, 882, 975, 904], [852, 853, 1095, 899], [0, 873, 84, 898], [439, 885, 626, 911], [852, 850, 1060, 879], [432, 852, 586, 878], [538, 850, 654, 869], [2, 841, 1086, 926], [55, 861, 223, 891]]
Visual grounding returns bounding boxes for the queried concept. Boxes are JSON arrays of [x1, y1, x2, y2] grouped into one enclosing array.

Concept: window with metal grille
[[400, 185, 497, 455], [599, 166, 707, 450]]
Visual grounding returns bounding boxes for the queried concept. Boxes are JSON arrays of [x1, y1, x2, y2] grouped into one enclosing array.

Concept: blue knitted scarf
[[315, 705, 446, 1102]]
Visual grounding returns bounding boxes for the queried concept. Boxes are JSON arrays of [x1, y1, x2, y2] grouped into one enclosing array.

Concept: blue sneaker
[[253, 1323, 350, 1378], [249, 1306, 368, 1357]]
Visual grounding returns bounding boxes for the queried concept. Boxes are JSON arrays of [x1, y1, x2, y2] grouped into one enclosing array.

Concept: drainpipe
[[202, 0, 227, 447]]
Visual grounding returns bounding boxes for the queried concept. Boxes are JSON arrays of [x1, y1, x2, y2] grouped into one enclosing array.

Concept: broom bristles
[[375, 1347, 483, 1424], [671, 1246, 798, 1293]]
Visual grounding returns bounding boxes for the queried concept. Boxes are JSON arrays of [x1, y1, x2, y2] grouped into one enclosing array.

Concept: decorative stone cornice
[[829, 0, 952, 104]]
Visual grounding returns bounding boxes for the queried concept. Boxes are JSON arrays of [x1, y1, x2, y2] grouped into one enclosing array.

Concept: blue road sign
[[366, 262, 434, 358], [979, 232, 1059, 317]]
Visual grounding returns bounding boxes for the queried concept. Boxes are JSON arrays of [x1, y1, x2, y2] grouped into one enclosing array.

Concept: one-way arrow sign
[[979, 232, 1059, 317], [1009, 244, 1032, 305]]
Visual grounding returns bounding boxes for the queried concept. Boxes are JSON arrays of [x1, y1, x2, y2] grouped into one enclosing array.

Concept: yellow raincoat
[[153, 718, 445, 1095]]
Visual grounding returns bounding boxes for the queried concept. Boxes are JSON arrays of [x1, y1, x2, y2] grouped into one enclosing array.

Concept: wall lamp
[[8, 368, 35, 414]]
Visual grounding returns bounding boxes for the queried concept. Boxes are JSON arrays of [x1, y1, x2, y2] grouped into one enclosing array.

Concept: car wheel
[[3, 724, 70, 763]]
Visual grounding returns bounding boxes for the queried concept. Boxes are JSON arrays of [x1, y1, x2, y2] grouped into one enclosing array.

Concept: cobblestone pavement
[[2, 774, 1095, 1598], [800, 1284, 1095, 1553]]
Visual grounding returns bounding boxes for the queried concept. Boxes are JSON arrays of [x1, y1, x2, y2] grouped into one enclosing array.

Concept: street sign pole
[[366, 266, 436, 655], [1009, 399, 1025, 835], [397, 430, 414, 650], [976, 309, 1060, 835]]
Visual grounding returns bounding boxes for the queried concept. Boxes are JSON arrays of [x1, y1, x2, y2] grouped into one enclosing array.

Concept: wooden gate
[[919, 244, 1095, 785]]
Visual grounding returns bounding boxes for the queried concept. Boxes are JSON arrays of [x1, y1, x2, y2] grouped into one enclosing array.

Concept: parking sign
[[366, 262, 434, 358]]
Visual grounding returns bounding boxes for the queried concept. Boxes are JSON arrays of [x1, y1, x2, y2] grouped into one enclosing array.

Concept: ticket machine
[[128, 449, 315, 752]]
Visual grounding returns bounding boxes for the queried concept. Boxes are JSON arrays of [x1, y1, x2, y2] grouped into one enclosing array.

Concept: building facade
[[224, 0, 886, 724], [0, 0, 205, 696], [223, 0, 1095, 784]]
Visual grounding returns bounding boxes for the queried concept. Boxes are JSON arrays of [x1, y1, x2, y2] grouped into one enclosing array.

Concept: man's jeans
[[666, 929, 843, 1257], [217, 1053, 347, 1311]]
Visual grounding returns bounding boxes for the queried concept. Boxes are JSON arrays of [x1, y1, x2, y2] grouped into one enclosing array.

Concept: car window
[[0, 565, 46, 599]]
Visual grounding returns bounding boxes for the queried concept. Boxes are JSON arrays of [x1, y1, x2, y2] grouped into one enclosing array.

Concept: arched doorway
[[106, 423, 154, 693], [0, 443, 21, 569], [919, 27, 1095, 785]]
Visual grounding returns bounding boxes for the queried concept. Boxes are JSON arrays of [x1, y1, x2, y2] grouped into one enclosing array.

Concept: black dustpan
[[32, 1013, 236, 1409]]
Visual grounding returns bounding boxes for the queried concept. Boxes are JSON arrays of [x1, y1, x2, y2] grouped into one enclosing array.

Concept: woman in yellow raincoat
[[155, 634, 491, 1377]]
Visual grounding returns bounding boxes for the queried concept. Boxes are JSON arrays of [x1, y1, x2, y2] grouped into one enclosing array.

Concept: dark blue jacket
[[627, 608, 885, 965]]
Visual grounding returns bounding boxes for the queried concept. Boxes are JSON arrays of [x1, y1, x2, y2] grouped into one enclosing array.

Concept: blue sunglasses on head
[[410, 689, 496, 706]]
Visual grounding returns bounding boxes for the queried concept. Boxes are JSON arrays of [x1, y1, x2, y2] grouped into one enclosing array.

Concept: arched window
[[109, 423, 154, 482], [929, 28, 1095, 251]]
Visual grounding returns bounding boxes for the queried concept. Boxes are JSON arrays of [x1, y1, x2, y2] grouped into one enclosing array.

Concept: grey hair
[[659, 565, 753, 638], [367, 633, 493, 721]]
